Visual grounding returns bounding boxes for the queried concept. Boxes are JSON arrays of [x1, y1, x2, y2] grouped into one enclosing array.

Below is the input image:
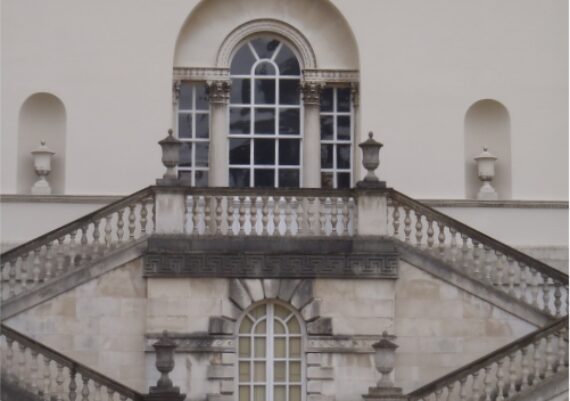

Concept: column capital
[[300, 81, 325, 106], [207, 80, 232, 105]]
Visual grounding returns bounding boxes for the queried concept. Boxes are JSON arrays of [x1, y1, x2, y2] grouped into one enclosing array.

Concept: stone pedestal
[[144, 389, 186, 401], [362, 386, 407, 401]]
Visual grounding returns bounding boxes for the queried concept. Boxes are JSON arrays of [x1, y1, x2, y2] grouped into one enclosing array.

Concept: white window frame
[[236, 301, 306, 401], [176, 82, 210, 186], [319, 86, 354, 188], [229, 39, 304, 188]]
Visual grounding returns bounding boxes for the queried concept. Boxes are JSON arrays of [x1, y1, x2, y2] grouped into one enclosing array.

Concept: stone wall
[[5, 258, 148, 392]]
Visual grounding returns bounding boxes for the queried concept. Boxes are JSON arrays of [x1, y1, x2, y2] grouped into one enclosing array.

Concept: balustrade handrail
[[168, 185, 358, 198], [388, 189, 569, 282], [1, 186, 154, 262], [407, 316, 568, 399], [0, 323, 145, 400]]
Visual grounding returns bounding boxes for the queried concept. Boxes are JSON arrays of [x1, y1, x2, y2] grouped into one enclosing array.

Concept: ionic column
[[208, 80, 231, 187], [301, 81, 325, 188]]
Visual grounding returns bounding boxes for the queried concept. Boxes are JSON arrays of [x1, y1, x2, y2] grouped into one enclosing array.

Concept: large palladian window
[[238, 303, 304, 401], [229, 37, 302, 188]]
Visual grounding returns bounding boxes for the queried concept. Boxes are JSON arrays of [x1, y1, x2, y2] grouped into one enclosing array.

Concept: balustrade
[[0, 324, 143, 401], [387, 190, 569, 317], [407, 317, 568, 401], [1, 188, 155, 302]]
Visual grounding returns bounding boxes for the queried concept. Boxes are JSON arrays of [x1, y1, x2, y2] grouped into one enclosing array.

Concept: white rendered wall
[[1, 0, 567, 199]]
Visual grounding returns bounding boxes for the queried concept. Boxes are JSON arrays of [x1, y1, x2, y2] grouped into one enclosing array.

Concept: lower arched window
[[238, 302, 304, 401]]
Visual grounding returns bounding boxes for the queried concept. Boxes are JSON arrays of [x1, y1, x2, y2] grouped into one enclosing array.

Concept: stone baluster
[[192, 196, 201, 235], [483, 246, 492, 283], [42, 356, 52, 399], [238, 196, 246, 236], [92, 220, 101, 255], [414, 211, 423, 247], [278, 197, 287, 236], [271, 197, 279, 236], [520, 345, 530, 390], [336, 197, 344, 235], [519, 264, 528, 302], [5, 338, 14, 383], [392, 203, 400, 237], [472, 240, 481, 279], [348, 197, 356, 235], [18, 343, 27, 387], [460, 234, 469, 270], [81, 374, 90, 401], [140, 201, 148, 234], [495, 358, 505, 401], [228, 196, 235, 235], [198, 196, 207, 235], [262, 196, 270, 236], [69, 370, 78, 401], [297, 197, 304, 235], [251, 197, 259, 235], [553, 283, 562, 317], [8, 260, 17, 298], [107, 388, 116, 401], [128, 205, 136, 239], [541, 274, 551, 314], [437, 222, 445, 257], [435, 388, 443, 401], [55, 363, 65, 401], [116, 210, 125, 244], [307, 197, 316, 235], [493, 252, 504, 288], [471, 370, 481, 401], [426, 218, 434, 249], [45, 242, 54, 281], [319, 198, 326, 235], [330, 198, 338, 236], [558, 327, 567, 369], [286, 197, 294, 236], [80, 225, 89, 262], [105, 216, 113, 248], [449, 228, 458, 263], [30, 349, 40, 395], [483, 365, 493, 401], [532, 339, 543, 384], [215, 196, 223, 235], [459, 377, 468, 401], [403, 207, 412, 242], [94, 382, 102, 401], [32, 250, 41, 288], [506, 257, 515, 296], [544, 334, 554, 377], [505, 352, 517, 398]]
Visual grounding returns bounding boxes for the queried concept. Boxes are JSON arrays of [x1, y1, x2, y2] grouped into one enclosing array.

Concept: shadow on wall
[[17, 93, 66, 195], [464, 99, 511, 200]]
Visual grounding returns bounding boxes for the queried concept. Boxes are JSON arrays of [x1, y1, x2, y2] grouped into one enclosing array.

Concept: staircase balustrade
[[387, 190, 569, 317], [407, 316, 568, 401], [181, 188, 356, 237], [0, 324, 144, 401], [1, 187, 155, 303]]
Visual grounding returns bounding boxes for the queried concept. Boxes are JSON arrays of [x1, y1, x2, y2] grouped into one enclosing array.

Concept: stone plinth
[[362, 386, 407, 401]]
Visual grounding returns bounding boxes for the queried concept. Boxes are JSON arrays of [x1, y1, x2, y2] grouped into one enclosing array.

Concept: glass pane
[[321, 144, 333, 169], [290, 386, 301, 401], [287, 318, 300, 334], [254, 139, 275, 165], [320, 88, 333, 112], [338, 172, 351, 188], [179, 143, 192, 167], [239, 386, 250, 401], [279, 80, 300, 105], [255, 62, 276, 75], [231, 44, 256, 75], [252, 304, 266, 319], [273, 320, 286, 334], [230, 168, 250, 187], [274, 361, 286, 381], [274, 305, 290, 320], [254, 362, 266, 381], [337, 87, 351, 112], [195, 113, 209, 138], [253, 386, 266, 401], [240, 316, 254, 333], [275, 44, 300, 76], [255, 169, 275, 188], [274, 338, 286, 358], [337, 145, 351, 169], [278, 170, 299, 188], [274, 386, 286, 401], [254, 80, 276, 105], [195, 143, 209, 167], [195, 170, 208, 187], [279, 109, 300, 135], [321, 172, 334, 189], [195, 84, 209, 110], [289, 361, 301, 381], [254, 108, 275, 134], [239, 362, 250, 381], [178, 114, 192, 139], [254, 337, 266, 357], [179, 83, 193, 109], [255, 320, 267, 334], [279, 139, 300, 166], [289, 338, 301, 356], [337, 116, 351, 140], [251, 38, 280, 60], [231, 79, 252, 104], [230, 139, 251, 165], [239, 337, 251, 357], [230, 107, 251, 134], [320, 116, 333, 140]]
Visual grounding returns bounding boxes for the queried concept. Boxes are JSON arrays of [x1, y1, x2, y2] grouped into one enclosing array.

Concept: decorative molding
[[216, 19, 317, 69], [351, 82, 360, 108], [145, 334, 235, 353], [172, 80, 181, 105], [300, 81, 325, 106], [172, 67, 230, 82], [143, 252, 399, 279], [207, 80, 232, 104], [307, 335, 383, 353], [303, 69, 360, 83]]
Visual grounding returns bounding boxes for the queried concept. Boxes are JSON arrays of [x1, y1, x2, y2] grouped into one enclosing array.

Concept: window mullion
[[267, 304, 274, 401]]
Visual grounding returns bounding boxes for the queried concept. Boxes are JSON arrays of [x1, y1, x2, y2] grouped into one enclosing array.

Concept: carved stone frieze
[[303, 69, 360, 83], [300, 81, 325, 106], [207, 80, 232, 104], [145, 334, 235, 353], [173, 67, 230, 82], [143, 252, 399, 279], [307, 335, 384, 353]]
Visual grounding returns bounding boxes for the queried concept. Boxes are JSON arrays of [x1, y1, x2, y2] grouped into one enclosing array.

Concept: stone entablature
[[143, 237, 399, 279]]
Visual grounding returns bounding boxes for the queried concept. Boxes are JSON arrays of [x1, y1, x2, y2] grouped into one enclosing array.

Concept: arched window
[[238, 302, 304, 401], [229, 37, 302, 188]]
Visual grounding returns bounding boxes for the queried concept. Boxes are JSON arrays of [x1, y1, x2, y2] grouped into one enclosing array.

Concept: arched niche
[[464, 99, 511, 199], [173, 0, 359, 70], [17, 93, 66, 194]]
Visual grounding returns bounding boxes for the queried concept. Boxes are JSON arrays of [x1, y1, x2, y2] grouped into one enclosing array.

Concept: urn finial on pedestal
[[474, 146, 498, 200], [31, 140, 56, 195], [357, 132, 386, 188], [144, 331, 185, 401], [157, 129, 190, 186]]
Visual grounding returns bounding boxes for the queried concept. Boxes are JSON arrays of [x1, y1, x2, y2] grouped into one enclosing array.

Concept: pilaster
[[207, 80, 231, 187], [301, 81, 325, 188]]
